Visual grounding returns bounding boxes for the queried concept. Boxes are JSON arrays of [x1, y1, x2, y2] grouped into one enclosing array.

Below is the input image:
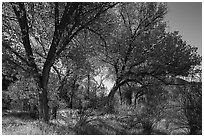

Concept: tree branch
[[86, 27, 107, 49], [58, 3, 78, 31], [30, 33, 47, 56], [3, 41, 30, 66], [149, 74, 189, 86], [41, 3, 73, 79], [52, 64, 62, 81], [55, 3, 60, 28], [100, 58, 115, 67], [129, 59, 146, 71], [114, 58, 119, 76], [2, 14, 18, 21], [6, 58, 31, 75], [11, 2, 39, 74], [120, 5, 132, 35], [56, 3, 118, 58], [120, 41, 133, 76], [119, 10, 130, 34], [35, 51, 61, 81]]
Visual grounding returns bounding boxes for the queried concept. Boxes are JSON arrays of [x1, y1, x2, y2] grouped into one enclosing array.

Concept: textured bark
[[40, 88, 49, 123], [41, 68, 51, 123], [106, 83, 120, 112], [35, 76, 50, 123]]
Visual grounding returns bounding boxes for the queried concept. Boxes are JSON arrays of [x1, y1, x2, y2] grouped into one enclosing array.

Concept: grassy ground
[[2, 110, 75, 135], [2, 109, 141, 135], [2, 109, 191, 135]]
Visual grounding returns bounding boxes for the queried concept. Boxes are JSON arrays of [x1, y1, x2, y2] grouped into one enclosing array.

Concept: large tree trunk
[[106, 78, 131, 112], [106, 83, 120, 112], [36, 76, 50, 123], [39, 88, 49, 123], [12, 2, 50, 123]]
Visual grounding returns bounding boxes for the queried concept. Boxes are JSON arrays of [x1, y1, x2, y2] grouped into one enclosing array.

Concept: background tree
[[169, 81, 202, 134], [89, 2, 201, 111], [7, 77, 39, 111], [2, 39, 20, 110]]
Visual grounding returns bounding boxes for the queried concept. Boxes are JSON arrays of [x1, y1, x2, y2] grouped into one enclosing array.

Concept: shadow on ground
[[72, 115, 169, 135], [2, 110, 38, 120]]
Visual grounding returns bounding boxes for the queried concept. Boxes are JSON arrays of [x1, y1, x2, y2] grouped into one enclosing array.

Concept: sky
[[164, 2, 202, 55]]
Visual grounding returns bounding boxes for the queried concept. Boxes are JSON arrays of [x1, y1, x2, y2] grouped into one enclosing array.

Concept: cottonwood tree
[[90, 3, 201, 111], [2, 2, 118, 123]]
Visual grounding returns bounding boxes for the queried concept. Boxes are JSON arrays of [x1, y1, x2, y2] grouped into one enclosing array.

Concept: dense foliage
[[2, 2, 201, 135]]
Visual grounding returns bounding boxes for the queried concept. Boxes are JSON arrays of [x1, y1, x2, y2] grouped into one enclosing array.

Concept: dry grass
[[2, 113, 75, 135], [2, 108, 195, 135], [2, 116, 56, 135]]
